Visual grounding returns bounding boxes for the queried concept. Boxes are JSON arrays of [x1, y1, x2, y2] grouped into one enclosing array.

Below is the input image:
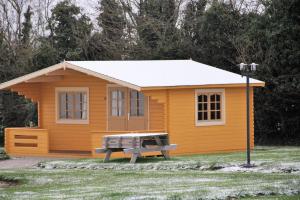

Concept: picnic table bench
[[95, 133, 177, 163]]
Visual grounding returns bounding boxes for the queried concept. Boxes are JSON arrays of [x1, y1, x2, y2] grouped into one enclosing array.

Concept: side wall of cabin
[[167, 87, 254, 155]]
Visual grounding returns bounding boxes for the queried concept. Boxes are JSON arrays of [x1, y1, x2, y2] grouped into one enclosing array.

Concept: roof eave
[[140, 82, 265, 91], [0, 62, 65, 90], [0, 61, 142, 91], [65, 62, 141, 91]]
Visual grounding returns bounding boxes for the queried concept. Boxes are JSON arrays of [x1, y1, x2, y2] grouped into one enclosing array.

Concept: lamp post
[[239, 62, 258, 167]]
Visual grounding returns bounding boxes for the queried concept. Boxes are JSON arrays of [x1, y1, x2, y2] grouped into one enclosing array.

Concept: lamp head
[[250, 63, 258, 71], [239, 63, 248, 71]]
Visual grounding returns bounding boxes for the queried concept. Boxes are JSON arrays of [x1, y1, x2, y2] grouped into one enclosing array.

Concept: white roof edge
[[0, 60, 264, 91], [65, 62, 141, 91], [0, 62, 65, 90], [189, 60, 265, 84], [0, 61, 141, 91]]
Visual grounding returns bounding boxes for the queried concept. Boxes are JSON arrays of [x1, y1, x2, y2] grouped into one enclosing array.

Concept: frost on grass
[[1, 170, 300, 200], [37, 159, 300, 174]]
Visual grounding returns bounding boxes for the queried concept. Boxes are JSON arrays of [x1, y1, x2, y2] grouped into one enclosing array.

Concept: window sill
[[56, 119, 89, 125], [195, 121, 225, 126]]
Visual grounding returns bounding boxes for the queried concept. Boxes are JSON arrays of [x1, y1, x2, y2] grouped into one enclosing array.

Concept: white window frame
[[55, 87, 89, 124], [195, 88, 226, 126]]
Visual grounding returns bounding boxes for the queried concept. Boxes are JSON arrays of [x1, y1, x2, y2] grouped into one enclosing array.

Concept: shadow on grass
[[0, 175, 24, 188], [104, 156, 177, 164]]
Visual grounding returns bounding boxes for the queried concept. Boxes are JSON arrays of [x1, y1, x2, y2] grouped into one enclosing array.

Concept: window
[[56, 88, 89, 124], [111, 90, 125, 116], [195, 89, 225, 126], [130, 90, 144, 116]]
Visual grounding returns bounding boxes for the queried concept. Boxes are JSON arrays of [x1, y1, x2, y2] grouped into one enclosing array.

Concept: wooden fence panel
[[5, 128, 49, 155]]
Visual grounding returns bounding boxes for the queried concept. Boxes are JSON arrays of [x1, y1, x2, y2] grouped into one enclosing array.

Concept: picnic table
[[95, 133, 177, 163]]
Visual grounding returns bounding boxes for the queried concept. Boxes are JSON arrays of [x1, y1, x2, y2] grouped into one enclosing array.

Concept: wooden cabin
[[0, 60, 264, 158]]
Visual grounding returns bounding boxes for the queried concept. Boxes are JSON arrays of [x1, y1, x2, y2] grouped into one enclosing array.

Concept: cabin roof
[[0, 60, 264, 91]]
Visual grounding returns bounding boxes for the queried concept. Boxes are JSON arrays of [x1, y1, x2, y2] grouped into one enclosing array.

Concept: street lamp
[[239, 62, 258, 167]]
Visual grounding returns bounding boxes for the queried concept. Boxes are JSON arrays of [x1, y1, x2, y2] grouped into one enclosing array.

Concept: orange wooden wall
[[14, 71, 164, 152], [5, 128, 49, 155], [39, 73, 108, 151], [6, 70, 255, 156], [166, 87, 254, 155]]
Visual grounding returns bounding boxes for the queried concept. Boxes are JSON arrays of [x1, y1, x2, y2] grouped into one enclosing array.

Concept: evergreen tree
[[253, 0, 300, 144], [181, 0, 207, 59], [0, 6, 37, 145], [90, 0, 126, 60], [16, 6, 34, 74], [132, 0, 181, 59], [21, 6, 33, 47], [49, 0, 92, 61]]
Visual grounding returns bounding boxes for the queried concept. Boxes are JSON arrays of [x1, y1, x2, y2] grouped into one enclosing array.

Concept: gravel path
[[0, 157, 56, 169]]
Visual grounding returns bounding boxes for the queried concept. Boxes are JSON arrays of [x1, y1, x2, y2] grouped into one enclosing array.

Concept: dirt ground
[[0, 157, 55, 169]]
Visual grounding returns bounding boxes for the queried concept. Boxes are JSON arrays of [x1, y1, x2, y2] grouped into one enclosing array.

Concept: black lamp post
[[239, 62, 258, 167]]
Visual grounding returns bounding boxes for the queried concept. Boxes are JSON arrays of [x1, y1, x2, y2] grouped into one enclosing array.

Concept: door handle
[[128, 113, 130, 120]]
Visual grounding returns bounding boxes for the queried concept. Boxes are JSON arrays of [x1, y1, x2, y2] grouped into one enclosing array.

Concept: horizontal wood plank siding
[[40, 73, 108, 151], [167, 87, 254, 155], [5, 68, 256, 157], [5, 128, 49, 155], [149, 98, 165, 130]]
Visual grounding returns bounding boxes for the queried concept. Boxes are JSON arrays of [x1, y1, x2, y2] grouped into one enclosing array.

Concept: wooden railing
[[5, 128, 49, 155]]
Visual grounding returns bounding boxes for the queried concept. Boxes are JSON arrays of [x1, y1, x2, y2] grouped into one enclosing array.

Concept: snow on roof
[[67, 60, 264, 88], [0, 60, 264, 91]]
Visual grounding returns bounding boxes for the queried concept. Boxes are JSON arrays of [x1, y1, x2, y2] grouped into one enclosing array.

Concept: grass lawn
[[0, 146, 299, 200]]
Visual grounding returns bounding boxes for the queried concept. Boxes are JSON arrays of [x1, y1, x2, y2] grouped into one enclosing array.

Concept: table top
[[103, 133, 168, 138]]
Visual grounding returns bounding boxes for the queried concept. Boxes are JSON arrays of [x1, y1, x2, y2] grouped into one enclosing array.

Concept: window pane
[[111, 106, 118, 116], [112, 91, 118, 100], [131, 90, 137, 100], [72, 92, 87, 120], [111, 90, 125, 116], [130, 91, 137, 116], [198, 103, 203, 111], [118, 90, 125, 116], [82, 93, 87, 119], [204, 112, 208, 120], [130, 91, 144, 116], [59, 92, 67, 119], [216, 103, 220, 110], [58, 91, 88, 120], [196, 92, 223, 123], [138, 93, 144, 116], [111, 91, 118, 116], [82, 110, 87, 119], [75, 93, 81, 111], [211, 111, 215, 120], [211, 103, 215, 110], [204, 103, 207, 110], [111, 102, 118, 116], [66, 93, 74, 119], [198, 95, 203, 102], [198, 112, 203, 120], [74, 110, 81, 119], [216, 111, 221, 119]]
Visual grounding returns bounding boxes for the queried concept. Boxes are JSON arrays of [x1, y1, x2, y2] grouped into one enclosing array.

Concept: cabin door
[[127, 89, 148, 131], [108, 87, 128, 131], [107, 86, 148, 131]]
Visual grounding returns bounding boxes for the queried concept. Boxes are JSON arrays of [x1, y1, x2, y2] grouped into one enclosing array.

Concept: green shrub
[[0, 148, 9, 160], [0, 125, 4, 147]]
